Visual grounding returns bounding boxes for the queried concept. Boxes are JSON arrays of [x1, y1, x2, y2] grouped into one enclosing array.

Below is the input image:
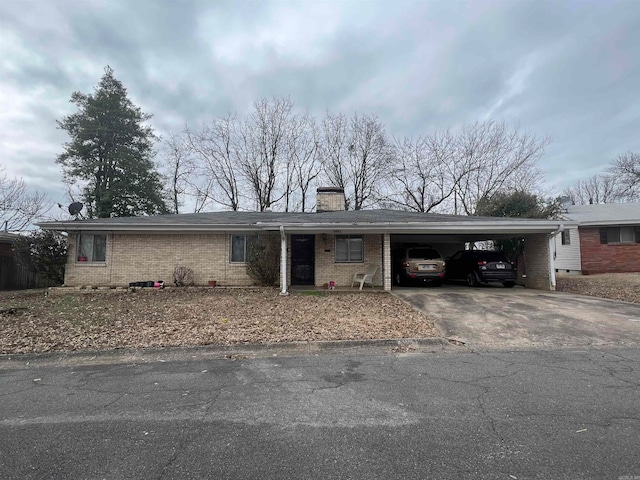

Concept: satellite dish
[[68, 202, 84, 217], [559, 196, 573, 212]]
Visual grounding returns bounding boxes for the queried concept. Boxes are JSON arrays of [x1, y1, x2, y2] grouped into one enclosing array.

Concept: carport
[[377, 215, 570, 292]]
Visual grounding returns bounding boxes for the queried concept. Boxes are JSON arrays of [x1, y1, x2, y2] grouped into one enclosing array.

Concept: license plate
[[496, 264, 506, 269], [418, 264, 435, 271]]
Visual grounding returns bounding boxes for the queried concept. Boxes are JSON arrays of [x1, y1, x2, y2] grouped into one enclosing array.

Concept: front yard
[[0, 288, 438, 354], [555, 272, 640, 303]]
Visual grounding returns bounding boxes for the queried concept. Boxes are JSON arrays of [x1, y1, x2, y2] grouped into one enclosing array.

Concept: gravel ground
[[0, 288, 438, 354], [556, 272, 640, 303]]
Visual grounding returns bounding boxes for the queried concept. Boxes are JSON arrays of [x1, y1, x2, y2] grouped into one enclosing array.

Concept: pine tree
[[57, 66, 168, 218]]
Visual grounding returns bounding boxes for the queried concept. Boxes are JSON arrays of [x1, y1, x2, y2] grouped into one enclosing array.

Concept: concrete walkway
[[392, 285, 640, 350]]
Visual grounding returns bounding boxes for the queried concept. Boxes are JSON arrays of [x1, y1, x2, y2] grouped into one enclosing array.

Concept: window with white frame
[[230, 235, 258, 263], [335, 235, 363, 263], [561, 229, 570, 245], [77, 233, 106, 262]]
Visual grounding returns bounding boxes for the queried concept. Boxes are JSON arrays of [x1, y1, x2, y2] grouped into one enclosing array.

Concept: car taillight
[[477, 261, 487, 266], [402, 261, 409, 267]]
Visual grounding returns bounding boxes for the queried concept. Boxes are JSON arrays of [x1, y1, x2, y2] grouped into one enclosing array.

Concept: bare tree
[[285, 113, 323, 212], [385, 122, 548, 215], [236, 97, 294, 211], [453, 121, 548, 215], [609, 151, 640, 201], [386, 134, 458, 212], [562, 174, 621, 205], [321, 112, 390, 210], [184, 115, 243, 211], [0, 165, 49, 231], [321, 112, 350, 209], [161, 133, 197, 214]]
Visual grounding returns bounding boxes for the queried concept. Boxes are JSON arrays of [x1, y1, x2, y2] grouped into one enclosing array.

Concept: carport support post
[[548, 233, 557, 290], [279, 226, 288, 295]]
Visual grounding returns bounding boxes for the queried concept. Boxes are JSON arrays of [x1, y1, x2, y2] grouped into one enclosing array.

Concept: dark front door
[[291, 235, 315, 286]]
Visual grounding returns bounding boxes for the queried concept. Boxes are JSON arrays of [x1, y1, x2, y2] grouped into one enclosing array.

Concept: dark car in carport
[[445, 250, 517, 288]]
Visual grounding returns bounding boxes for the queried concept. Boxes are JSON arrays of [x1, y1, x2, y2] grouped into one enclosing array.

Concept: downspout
[[279, 225, 288, 295], [548, 224, 564, 290]]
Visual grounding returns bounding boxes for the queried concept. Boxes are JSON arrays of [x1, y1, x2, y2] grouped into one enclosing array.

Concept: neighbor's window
[[601, 227, 637, 244], [230, 235, 258, 263], [335, 235, 363, 263], [77, 233, 106, 262], [561, 230, 571, 245]]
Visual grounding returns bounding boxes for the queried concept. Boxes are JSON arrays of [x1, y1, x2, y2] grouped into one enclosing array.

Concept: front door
[[291, 235, 315, 285]]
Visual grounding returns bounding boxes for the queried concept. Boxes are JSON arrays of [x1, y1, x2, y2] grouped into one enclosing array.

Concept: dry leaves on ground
[[555, 272, 640, 304], [0, 288, 438, 354]]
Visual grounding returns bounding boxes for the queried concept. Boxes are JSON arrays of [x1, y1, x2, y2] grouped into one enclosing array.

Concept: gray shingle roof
[[37, 208, 566, 235], [563, 203, 640, 225]]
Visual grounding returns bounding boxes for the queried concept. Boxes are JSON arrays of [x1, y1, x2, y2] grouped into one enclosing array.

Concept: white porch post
[[279, 226, 288, 295]]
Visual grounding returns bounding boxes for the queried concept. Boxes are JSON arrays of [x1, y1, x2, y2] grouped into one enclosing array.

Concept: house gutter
[[279, 225, 288, 296]]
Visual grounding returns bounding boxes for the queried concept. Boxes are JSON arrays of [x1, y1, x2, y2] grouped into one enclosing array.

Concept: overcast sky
[[1, 0, 639, 208]]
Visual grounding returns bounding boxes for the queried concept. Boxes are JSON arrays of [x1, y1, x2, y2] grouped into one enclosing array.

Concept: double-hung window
[[77, 233, 106, 262], [335, 235, 363, 263], [561, 230, 571, 245], [600, 227, 638, 244], [230, 235, 258, 263]]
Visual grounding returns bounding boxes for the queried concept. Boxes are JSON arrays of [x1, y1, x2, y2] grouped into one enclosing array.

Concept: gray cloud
[[1, 0, 639, 206]]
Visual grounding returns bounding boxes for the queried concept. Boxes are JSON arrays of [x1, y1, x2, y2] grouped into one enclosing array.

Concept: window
[[335, 235, 363, 263], [77, 234, 106, 262], [600, 227, 638, 244], [561, 230, 571, 245], [230, 235, 258, 263]]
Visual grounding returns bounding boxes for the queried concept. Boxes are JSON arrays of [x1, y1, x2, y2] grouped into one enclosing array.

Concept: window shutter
[[599, 228, 608, 244]]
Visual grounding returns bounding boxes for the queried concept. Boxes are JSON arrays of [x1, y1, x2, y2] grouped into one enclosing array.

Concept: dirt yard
[[556, 272, 640, 303], [0, 288, 438, 354]]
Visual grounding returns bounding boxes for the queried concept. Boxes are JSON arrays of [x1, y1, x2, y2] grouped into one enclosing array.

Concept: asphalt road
[[1, 347, 639, 480]]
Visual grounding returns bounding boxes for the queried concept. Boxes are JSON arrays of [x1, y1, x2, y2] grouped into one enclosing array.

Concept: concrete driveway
[[392, 285, 640, 350]]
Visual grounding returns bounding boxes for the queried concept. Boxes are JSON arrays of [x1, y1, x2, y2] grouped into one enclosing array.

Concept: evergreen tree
[[57, 66, 168, 218]]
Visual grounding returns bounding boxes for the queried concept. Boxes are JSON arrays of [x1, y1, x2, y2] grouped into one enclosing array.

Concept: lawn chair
[[352, 265, 378, 290]]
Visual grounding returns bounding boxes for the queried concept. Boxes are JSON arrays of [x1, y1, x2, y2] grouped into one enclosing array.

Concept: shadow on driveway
[[392, 285, 640, 350]]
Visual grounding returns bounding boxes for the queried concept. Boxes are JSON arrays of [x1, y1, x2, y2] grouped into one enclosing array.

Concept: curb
[[0, 337, 451, 369]]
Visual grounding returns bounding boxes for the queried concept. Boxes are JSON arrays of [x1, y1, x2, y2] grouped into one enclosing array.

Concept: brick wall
[[579, 227, 640, 274], [314, 234, 383, 287], [521, 233, 552, 290], [65, 233, 256, 287]]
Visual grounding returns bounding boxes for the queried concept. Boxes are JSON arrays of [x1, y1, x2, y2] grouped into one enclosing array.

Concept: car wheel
[[466, 272, 479, 287], [502, 281, 515, 288]]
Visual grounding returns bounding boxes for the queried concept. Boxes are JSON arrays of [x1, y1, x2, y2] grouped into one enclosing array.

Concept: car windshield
[[408, 248, 441, 260]]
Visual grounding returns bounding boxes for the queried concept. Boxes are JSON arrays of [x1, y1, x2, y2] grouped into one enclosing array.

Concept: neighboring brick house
[[38, 188, 568, 292], [554, 202, 640, 275]]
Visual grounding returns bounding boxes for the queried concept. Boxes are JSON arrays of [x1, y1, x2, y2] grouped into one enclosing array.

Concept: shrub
[[173, 266, 194, 286], [13, 230, 68, 285], [246, 234, 280, 286]]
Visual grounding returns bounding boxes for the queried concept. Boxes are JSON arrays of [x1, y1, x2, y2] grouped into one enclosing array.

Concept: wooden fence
[[0, 256, 56, 290]]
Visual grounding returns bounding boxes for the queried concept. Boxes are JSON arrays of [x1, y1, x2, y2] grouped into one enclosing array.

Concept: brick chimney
[[316, 187, 346, 212]]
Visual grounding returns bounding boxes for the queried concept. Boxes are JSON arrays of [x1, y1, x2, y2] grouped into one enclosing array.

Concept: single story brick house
[[554, 202, 640, 275], [38, 188, 570, 293]]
